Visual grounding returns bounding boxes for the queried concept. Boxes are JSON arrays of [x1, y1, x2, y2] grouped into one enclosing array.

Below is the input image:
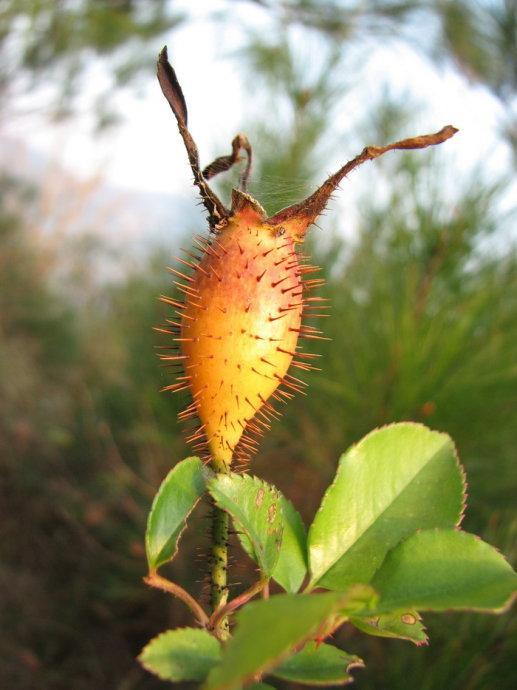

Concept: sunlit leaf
[[372, 529, 517, 613], [272, 640, 363, 686], [208, 473, 283, 577], [272, 496, 307, 592], [351, 610, 428, 646], [203, 588, 375, 690], [308, 423, 465, 589], [139, 627, 220, 682], [146, 457, 208, 571]]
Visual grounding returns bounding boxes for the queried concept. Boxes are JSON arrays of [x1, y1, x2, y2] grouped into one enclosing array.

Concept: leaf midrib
[[312, 440, 454, 584]]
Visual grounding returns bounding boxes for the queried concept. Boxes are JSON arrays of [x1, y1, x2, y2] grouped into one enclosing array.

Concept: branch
[[268, 125, 459, 228], [144, 572, 209, 627]]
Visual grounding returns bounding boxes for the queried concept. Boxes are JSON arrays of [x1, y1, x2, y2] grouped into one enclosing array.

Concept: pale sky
[[1, 0, 513, 229]]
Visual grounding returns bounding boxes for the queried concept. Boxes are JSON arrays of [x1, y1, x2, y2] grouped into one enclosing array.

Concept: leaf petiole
[[144, 571, 209, 627], [208, 578, 268, 635]]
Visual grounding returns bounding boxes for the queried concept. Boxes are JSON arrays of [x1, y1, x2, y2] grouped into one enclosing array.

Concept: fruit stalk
[[210, 497, 230, 639]]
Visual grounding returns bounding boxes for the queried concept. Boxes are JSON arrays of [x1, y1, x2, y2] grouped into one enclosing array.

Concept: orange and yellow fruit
[[155, 46, 457, 471], [159, 190, 325, 469]]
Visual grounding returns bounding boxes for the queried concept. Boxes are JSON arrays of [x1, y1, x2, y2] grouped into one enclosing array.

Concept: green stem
[[210, 501, 230, 639], [209, 454, 231, 639]]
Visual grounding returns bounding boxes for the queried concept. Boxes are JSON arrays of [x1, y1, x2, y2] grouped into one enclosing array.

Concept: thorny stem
[[144, 572, 209, 626], [209, 454, 232, 640], [210, 502, 230, 639], [209, 578, 267, 633]]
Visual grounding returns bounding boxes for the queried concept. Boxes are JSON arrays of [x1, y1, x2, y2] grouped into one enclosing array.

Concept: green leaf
[[372, 529, 517, 613], [208, 473, 283, 577], [351, 610, 428, 646], [145, 457, 208, 571], [272, 496, 307, 593], [203, 589, 374, 690], [272, 641, 363, 686], [308, 423, 465, 590], [139, 628, 220, 682], [247, 685, 276, 690]]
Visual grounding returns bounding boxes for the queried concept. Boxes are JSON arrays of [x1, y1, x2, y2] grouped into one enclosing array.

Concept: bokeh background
[[1, 1, 516, 689]]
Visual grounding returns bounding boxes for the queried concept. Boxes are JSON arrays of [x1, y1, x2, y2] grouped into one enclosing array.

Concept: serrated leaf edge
[[272, 496, 308, 593], [138, 626, 220, 682], [272, 643, 365, 687], [308, 422, 466, 585], [208, 473, 283, 576], [350, 610, 429, 647], [145, 457, 210, 571], [203, 593, 349, 690], [373, 528, 517, 615]]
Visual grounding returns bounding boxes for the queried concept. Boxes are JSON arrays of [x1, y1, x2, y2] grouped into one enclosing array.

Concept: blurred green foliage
[[0, 0, 183, 125], [1, 1, 516, 689], [1, 2, 515, 143]]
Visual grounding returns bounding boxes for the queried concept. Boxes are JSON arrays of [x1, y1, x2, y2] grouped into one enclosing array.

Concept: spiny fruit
[[165, 191, 327, 469], [156, 47, 458, 471]]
